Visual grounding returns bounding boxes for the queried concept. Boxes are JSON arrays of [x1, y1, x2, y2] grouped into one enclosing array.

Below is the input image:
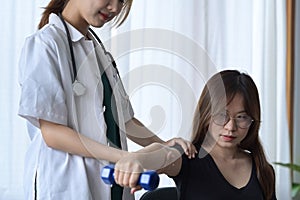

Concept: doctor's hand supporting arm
[[113, 142, 183, 193], [40, 118, 195, 163]]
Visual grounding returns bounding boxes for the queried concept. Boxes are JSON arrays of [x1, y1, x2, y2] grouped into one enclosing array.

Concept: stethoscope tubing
[[58, 13, 120, 82], [58, 13, 77, 82]]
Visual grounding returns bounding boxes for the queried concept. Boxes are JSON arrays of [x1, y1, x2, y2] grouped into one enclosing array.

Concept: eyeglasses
[[212, 112, 254, 129]]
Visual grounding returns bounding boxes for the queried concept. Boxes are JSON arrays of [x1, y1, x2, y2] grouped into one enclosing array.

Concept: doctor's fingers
[[130, 186, 142, 194], [166, 138, 197, 159], [185, 141, 197, 158]]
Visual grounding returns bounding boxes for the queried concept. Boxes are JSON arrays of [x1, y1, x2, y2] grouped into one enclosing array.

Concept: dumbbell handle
[[101, 164, 160, 191]]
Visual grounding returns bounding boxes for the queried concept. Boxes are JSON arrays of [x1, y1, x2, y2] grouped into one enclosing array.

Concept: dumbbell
[[101, 164, 160, 191]]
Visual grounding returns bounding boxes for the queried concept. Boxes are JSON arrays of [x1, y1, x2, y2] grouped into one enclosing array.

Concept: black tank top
[[171, 153, 266, 200]]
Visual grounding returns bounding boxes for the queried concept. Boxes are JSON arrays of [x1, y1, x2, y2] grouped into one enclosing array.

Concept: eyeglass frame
[[212, 111, 254, 129]]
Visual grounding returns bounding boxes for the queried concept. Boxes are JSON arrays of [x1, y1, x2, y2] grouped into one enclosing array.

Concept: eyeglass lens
[[213, 112, 253, 129]]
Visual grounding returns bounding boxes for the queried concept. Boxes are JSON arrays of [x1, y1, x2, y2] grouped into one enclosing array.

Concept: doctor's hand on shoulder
[[164, 137, 197, 159]]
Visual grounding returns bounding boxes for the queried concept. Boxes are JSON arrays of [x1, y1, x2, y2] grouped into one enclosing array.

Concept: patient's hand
[[114, 153, 143, 193]]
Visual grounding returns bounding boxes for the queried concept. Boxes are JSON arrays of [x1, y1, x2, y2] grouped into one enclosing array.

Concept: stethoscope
[[58, 13, 120, 96]]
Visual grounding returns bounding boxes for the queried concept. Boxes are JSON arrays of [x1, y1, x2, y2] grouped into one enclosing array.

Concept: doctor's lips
[[99, 12, 112, 21]]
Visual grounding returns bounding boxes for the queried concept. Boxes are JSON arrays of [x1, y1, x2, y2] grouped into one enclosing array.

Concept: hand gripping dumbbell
[[101, 164, 160, 191]]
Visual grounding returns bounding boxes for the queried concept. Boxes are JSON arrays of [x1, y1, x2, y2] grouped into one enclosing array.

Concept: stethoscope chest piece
[[73, 80, 86, 96]]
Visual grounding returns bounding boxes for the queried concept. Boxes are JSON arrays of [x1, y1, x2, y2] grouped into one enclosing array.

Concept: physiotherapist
[[18, 0, 196, 200]]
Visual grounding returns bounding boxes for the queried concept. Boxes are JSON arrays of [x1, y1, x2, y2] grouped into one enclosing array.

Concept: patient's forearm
[[131, 143, 182, 176]]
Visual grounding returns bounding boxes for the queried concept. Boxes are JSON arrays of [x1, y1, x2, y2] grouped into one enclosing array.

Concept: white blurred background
[[1, 0, 299, 199]]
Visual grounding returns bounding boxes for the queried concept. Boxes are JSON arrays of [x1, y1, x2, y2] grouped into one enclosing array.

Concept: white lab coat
[[18, 13, 134, 200]]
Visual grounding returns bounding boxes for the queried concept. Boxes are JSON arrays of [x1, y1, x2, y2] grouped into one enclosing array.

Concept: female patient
[[114, 70, 277, 200]]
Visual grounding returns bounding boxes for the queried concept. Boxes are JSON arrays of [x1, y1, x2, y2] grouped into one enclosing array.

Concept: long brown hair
[[38, 0, 133, 29], [192, 70, 275, 199]]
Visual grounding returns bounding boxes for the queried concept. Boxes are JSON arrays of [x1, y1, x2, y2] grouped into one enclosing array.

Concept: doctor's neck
[[61, 8, 89, 37]]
